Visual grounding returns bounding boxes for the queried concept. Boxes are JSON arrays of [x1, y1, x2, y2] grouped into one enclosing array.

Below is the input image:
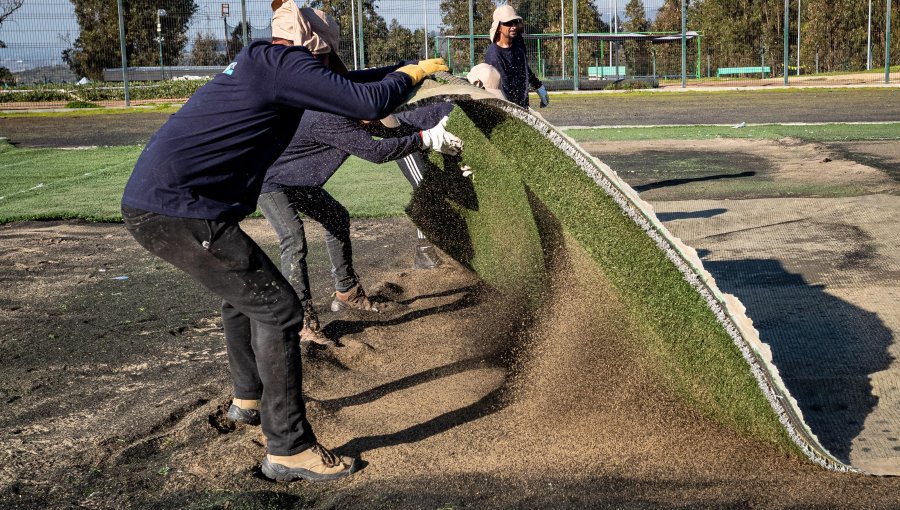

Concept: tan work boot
[[262, 443, 358, 482], [330, 284, 378, 313], [299, 301, 335, 347], [227, 398, 260, 426]]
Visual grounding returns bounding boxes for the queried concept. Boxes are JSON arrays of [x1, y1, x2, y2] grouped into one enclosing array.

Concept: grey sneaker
[[413, 243, 441, 269], [262, 443, 358, 482], [331, 284, 378, 313], [299, 301, 335, 347], [227, 402, 260, 426]]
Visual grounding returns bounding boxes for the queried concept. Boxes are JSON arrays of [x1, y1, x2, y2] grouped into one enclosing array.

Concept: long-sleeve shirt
[[484, 38, 543, 108], [121, 41, 412, 221], [261, 102, 454, 192]]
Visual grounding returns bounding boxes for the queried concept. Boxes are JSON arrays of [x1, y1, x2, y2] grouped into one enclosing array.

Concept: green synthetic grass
[[0, 142, 142, 222], [566, 122, 900, 142], [412, 102, 796, 454], [0, 139, 409, 224]]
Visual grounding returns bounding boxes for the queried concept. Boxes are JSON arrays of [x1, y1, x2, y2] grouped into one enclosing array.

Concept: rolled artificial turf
[[403, 77, 851, 471]]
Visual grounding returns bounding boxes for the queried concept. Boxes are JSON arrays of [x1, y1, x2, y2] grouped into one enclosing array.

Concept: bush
[[65, 100, 101, 108], [0, 79, 209, 103]]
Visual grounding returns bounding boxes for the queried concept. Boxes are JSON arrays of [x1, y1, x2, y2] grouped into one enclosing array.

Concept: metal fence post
[[572, 0, 579, 90], [240, 0, 248, 46], [681, 0, 686, 88], [357, 0, 366, 68], [116, 0, 130, 106], [887, 0, 893, 84], [468, 0, 475, 70], [783, 0, 789, 85]]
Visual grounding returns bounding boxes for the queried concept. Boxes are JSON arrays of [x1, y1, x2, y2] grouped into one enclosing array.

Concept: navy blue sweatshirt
[[121, 41, 412, 221], [484, 38, 543, 108], [261, 102, 454, 191]]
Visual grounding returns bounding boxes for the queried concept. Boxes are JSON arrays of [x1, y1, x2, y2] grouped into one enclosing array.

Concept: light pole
[[156, 9, 167, 80], [423, 0, 429, 59], [561, 0, 565, 79], [221, 3, 230, 61], [349, 0, 358, 70], [796, 0, 801, 75]]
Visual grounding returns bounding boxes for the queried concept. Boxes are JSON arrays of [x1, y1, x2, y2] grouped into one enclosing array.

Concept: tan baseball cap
[[489, 5, 523, 42], [271, 0, 348, 73], [467, 63, 506, 101]]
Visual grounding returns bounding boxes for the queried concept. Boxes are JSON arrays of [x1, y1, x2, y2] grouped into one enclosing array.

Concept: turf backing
[[407, 97, 799, 457]]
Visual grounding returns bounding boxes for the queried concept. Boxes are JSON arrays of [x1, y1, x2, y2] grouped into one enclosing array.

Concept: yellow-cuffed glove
[[397, 64, 427, 86], [418, 58, 449, 74]]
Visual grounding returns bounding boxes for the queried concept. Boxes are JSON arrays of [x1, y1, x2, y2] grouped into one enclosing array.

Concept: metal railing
[[0, 0, 896, 108]]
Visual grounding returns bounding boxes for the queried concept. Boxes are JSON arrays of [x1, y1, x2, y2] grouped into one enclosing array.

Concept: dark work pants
[[121, 205, 316, 456], [258, 188, 357, 299]]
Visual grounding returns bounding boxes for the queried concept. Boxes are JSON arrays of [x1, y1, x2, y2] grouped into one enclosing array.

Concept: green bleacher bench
[[588, 66, 627, 77], [716, 66, 771, 78]]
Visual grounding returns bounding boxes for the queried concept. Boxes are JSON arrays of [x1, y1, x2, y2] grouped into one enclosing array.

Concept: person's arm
[[273, 46, 412, 121], [528, 65, 543, 90], [310, 115, 423, 164]]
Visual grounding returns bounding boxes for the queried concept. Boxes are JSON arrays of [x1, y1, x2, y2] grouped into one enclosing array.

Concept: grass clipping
[[402, 77, 851, 472]]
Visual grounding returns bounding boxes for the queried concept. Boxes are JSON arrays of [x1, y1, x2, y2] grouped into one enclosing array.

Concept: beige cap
[[271, 0, 347, 73], [489, 4, 523, 42], [467, 63, 506, 100]]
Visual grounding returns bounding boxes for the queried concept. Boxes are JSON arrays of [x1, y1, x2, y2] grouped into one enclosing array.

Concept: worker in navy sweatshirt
[[120, 0, 448, 483], [257, 101, 461, 346], [484, 4, 549, 109]]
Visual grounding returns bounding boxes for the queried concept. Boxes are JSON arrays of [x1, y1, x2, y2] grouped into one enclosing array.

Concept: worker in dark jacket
[[484, 4, 549, 109], [120, 0, 447, 483], [258, 101, 461, 346]]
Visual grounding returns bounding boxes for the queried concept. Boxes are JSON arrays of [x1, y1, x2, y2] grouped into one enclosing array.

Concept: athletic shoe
[[413, 243, 441, 269]]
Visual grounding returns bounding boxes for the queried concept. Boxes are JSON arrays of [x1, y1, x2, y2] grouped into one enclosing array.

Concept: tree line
[[59, 0, 899, 81]]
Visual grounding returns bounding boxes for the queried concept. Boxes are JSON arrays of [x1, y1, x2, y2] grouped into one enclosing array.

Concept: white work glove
[[536, 85, 550, 108], [420, 116, 463, 156]]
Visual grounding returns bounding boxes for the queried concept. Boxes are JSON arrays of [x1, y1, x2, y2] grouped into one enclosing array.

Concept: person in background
[[484, 4, 550, 109], [120, 0, 447, 483]]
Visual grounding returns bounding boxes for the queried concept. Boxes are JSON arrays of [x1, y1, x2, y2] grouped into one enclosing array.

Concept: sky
[[0, 0, 664, 72]]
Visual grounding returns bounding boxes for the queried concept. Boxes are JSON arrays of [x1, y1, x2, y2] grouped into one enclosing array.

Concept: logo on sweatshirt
[[223, 62, 237, 75]]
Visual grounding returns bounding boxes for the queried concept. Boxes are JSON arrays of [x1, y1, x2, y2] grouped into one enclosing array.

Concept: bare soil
[[2, 97, 900, 507], [2, 216, 900, 509]]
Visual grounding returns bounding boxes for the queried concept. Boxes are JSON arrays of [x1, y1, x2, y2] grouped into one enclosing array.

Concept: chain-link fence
[[0, 0, 897, 108]]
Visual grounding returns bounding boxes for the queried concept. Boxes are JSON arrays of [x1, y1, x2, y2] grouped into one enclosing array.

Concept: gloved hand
[[397, 59, 450, 86], [418, 58, 449, 75], [397, 64, 427, 86], [420, 116, 463, 156], [537, 85, 550, 108]]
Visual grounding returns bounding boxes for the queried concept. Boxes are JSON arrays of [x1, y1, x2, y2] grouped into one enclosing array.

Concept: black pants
[[121, 205, 316, 455], [395, 150, 428, 241]]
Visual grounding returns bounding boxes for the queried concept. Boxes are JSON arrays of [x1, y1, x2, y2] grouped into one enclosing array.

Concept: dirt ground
[[3, 216, 900, 509], [2, 101, 900, 507]]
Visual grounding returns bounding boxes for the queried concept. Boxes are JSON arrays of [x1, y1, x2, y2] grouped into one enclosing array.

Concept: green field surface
[[0, 140, 410, 224], [2, 120, 893, 223], [567, 122, 900, 142]]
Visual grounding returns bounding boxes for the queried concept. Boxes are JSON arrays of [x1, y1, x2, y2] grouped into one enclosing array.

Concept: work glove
[[536, 85, 550, 108], [397, 59, 450, 86], [420, 116, 463, 156], [418, 58, 449, 75]]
